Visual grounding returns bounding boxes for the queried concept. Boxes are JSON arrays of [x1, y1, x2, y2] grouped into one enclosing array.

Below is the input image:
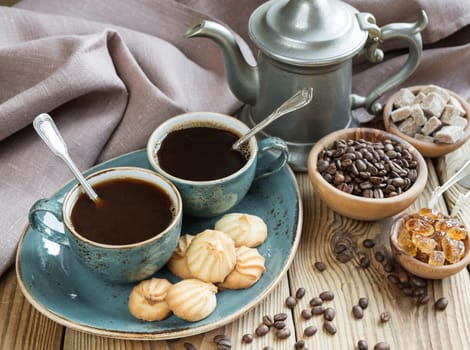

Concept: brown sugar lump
[[166, 278, 218, 322], [414, 133, 434, 143], [434, 125, 465, 144], [128, 278, 172, 321], [398, 117, 421, 136], [186, 229, 236, 283], [214, 213, 267, 248], [441, 105, 466, 125], [410, 104, 427, 126], [421, 84, 450, 103], [420, 92, 447, 117], [218, 246, 266, 290], [390, 106, 411, 122], [167, 234, 194, 279], [393, 88, 416, 108], [420, 116, 442, 136]]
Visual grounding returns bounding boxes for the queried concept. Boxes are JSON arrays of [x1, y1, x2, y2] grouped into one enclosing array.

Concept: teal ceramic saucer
[[16, 150, 302, 340]]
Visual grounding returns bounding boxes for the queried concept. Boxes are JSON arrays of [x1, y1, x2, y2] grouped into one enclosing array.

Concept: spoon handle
[[428, 158, 470, 210], [33, 113, 100, 203], [233, 87, 313, 150]]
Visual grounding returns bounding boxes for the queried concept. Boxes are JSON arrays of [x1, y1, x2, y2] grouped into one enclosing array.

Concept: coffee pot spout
[[186, 20, 259, 105]]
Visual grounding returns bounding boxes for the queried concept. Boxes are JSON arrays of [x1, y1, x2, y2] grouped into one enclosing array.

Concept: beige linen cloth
[[1, 0, 470, 276]]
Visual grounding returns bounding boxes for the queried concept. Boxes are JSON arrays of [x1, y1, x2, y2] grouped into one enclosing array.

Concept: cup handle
[[255, 137, 288, 180], [28, 198, 70, 246]]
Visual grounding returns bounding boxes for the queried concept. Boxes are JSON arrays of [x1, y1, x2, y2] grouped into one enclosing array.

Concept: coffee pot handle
[[29, 198, 70, 246], [351, 11, 428, 115]]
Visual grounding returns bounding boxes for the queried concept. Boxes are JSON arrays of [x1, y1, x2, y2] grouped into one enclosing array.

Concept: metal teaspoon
[[33, 113, 100, 203]]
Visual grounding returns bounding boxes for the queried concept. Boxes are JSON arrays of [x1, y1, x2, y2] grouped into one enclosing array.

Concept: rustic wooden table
[[1, 140, 470, 350]]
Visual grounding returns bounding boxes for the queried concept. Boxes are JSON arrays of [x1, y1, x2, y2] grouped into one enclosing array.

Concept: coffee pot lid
[[249, 0, 368, 66]]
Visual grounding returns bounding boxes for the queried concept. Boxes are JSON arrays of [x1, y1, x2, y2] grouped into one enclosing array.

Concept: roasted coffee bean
[[410, 276, 427, 288], [334, 243, 349, 254], [352, 305, 364, 319], [285, 296, 297, 309], [263, 346, 273, 350], [417, 294, 430, 305], [184, 343, 196, 350], [273, 321, 286, 329], [241, 334, 253, 343], [296, 287, 306, 299], [359, 255, 371, 268], [337, 251, 353, 263], [374, 342, 390, 350], [213, 335, 229, 343], [413, 288, 426, 297], [383, 261, 395, 273], [358, 339, 368, 350], [262, 314, 274, 327], [217, 342, 231, 350], [387, 274, 400, 285], [375, 251, 385, 262], [319, 291, 335, 301], [314, 261, 327, 272], [295, 340, 305, 349], [380, 311, 391, 323], [435, 297, 449, 310], [304, 325, 318, 337], [324, 321, 337, 335], [398, 270, 409, 283], [358, 297, 369, 309], [275, 327, 291, 339], [402, 287, 414, 296], [309, 297, 323, 307], [255, 324, 270, 336], [317, 160, 330, 172], [301, 308, 313, 320], [274, 312, 288, 321], [312, 305, 325, 315], [363, 239, 376, 248], [324, 307, 335, 321]]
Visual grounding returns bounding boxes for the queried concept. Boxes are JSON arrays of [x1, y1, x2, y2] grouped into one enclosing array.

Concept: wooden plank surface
[[1, 151, 470, 350]]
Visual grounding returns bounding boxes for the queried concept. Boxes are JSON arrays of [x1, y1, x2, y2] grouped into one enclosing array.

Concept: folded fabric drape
[[1, 0, 469, 276]]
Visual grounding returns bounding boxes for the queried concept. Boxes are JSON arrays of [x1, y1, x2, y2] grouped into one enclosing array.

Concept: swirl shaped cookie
[[166, 278, 218, 322], [128, 278, 172, 321], [219, 246, 266, 289], [186, 229, 236, 283], [214, 213, 267, 247], [167, 234, 194, 279]]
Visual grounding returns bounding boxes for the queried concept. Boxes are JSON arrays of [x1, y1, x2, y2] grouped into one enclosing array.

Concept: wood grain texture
[[0, 267, 63, 350]]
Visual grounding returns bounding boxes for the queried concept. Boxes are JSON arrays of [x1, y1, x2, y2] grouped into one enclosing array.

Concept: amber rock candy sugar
[[398, 208, 467, 265]]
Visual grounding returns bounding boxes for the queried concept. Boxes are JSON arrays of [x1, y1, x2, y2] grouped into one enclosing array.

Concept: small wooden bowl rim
[[383, 85, 470, 158], [390, 214, 470, 279], [308, 127, 428, 205]]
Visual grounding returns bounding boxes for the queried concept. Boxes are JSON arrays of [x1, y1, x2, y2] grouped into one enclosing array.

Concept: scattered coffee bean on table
[[273, 321, 286, 329], [375, 251, 385, 262], [296, 287, 306, 299], [324, 307, 336, 321], [359, 255, 371, 268], [263, 346, 273, 350], [363, 239, 376, 248], [380, 311, 391, 323], [309, 297, 323, 307], [323, 321, 337, 334], [359, 297, 369, 309], [213, 334, 229, 343], [352, 305, 364, 319], [374, 341, 391, 350], [274, 312, 288, 321], [304, 325, 318, 337], [301, 308, 313, 320], [435, 297, 449, 310], [358, 339, 368, 350], [184, 343, 196, 350], [241, 334, 253, 343], [295, 340, 305, 349], [262, 314, 274, 327], [312, 305, 325, 315], [275, 327, 291, 339], [314, 261, 327, 271], [319, 291, 335, 301], [285, 296, 297, 308], [417, 294, 430, 305], [255, 324, 270, 336]]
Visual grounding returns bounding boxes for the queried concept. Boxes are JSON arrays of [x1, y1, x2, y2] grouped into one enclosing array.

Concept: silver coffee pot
[[186, 0, 428, 170]]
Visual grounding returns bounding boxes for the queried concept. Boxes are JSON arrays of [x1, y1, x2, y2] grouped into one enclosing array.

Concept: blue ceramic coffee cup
[[28, 167, 183, 283], [146, 112, 288, 217]]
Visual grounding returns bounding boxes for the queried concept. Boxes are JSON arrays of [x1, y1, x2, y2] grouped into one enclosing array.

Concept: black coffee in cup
[[157, 126, 249, 181], [71, 178, 174, 245]]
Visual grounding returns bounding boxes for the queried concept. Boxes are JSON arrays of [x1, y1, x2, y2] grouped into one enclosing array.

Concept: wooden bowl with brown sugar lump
[[383, 85, 470, 158], [390, 212, 470, 279], [307, 128, 428, 221]]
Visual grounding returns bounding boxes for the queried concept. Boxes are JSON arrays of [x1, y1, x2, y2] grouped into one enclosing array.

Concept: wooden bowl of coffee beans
[[383, 85, 470, 158], [307, 128, 428, 221], [389, 209, 470, 279]]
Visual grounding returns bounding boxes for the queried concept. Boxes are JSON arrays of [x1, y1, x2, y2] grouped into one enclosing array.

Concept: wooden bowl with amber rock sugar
[[390, 208, 470, 279]]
